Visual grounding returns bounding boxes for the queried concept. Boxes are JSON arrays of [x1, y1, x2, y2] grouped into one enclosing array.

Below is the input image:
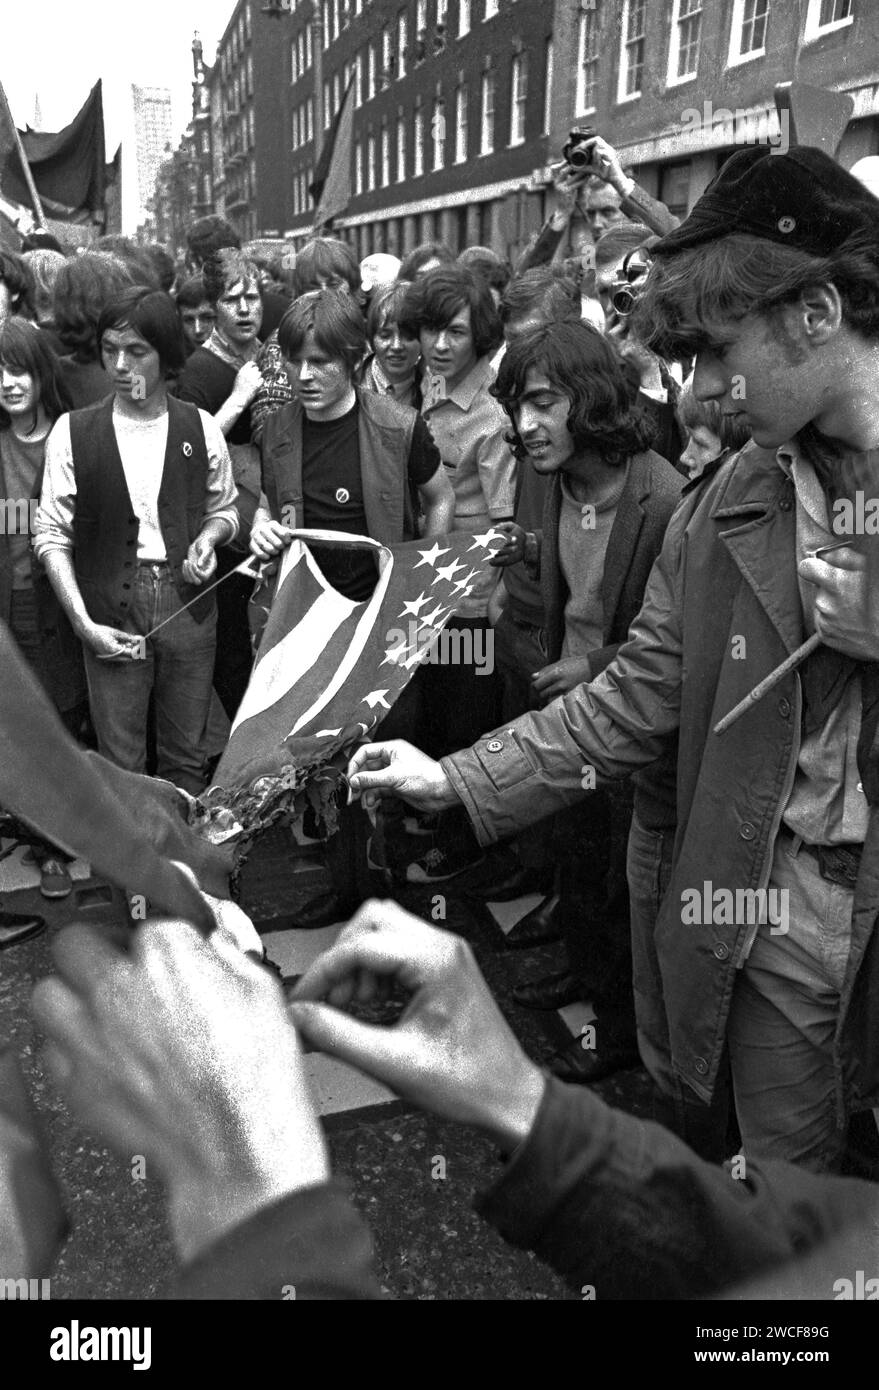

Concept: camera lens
[[611, 286, 637, 316], [568, 146, 591, 168]]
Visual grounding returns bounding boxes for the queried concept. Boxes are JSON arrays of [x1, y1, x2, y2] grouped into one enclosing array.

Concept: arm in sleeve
[[620, 180, 680, 237], [475, 409, 517, 521], [475, 1077, 879, 1300], [32, 415, 76, 560], [515, 218, 566, 275], [199, 411, 240, 545], [173, 1180, 383, 1300], [440, 503, 687, 844]]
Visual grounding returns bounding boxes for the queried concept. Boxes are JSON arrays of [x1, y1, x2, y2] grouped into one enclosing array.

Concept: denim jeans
[[83, 564, 216, 795], [628, 812, 734, 1162], [726, 832, 854, 1172]]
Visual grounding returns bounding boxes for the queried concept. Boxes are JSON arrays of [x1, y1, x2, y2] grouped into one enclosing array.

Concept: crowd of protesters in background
[[4, 131, 879, 1304]]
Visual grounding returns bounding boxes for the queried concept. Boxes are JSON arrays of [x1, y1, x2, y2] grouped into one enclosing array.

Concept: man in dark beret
[[344, 144, 879, 1175]]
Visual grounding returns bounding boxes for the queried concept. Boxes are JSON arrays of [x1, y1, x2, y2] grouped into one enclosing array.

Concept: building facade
[[155, 0, 876, 260], [130, 86, 174, 234]]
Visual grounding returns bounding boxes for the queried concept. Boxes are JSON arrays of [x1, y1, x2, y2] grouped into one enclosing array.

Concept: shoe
[[549, 1033, 641, 1085], [0, 909, 46, 950], [502, 893, 562, 948], [479, 866, 554, 902], [513, 968, 590, 1011], [405, 843, 486, 883], [290, 890, 359, 930], [38, 858, 73, 899]]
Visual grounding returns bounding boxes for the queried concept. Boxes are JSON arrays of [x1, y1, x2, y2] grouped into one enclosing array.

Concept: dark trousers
[[213, 546, 255, 722]]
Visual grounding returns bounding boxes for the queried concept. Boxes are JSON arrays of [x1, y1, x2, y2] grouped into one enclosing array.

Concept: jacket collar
[[708, 441, 804, 655]]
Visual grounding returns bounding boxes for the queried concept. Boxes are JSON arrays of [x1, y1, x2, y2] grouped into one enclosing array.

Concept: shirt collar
[[424, 354, 494, 412], [370, 356, 415, 399]]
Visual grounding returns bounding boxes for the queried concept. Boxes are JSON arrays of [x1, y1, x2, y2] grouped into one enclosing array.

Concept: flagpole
[[0, 76, 48, 230]]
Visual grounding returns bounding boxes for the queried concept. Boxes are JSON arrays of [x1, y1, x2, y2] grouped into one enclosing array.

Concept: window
[[293, 176, 300, 215], [354, 140, 363, 194], [417, 0, 427, 32], [355, 51, 364, 105], [306, 25, 313, 67], [244, 2, 252, 40], [398, 14, 408, 76], [291, 40, 299, 83], [333, 71, 341, 113], [323, 80, 331, 127], [414, 105, 425, 174], [484, 0, 498, 18], [247, 54, 253, 96], [509, 53, 527, 145], [249, 108, 256, 147], [322, 0, 330, 47], [804, 0, 852, 40], [332, 0, 340, 40], [382, 25, 393, 74], [292, 110, 300, 150], [307, 98, 314, 139], [618, 0, 646, 99], [668, 0, 702, 83], [368, 43, 377, 99], [356, 0, 362, 13], [367, 133, 376, 189], [437, 0, 448, 28], [458, 0, 471, 34], [397, 115, 406, 180], [480, 70, 495, 154], [432, 97, 446, 169], [455, 84, 468, 161], [381, 122, 390, 184], [728, 0, 769, 65], [543, 38, 553, 134]]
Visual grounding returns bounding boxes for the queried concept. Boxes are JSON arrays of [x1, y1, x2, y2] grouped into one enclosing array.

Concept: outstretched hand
[[289, 900, 546, 1153], [32, 918, 329, 1263], [347, 740, 459, 813]]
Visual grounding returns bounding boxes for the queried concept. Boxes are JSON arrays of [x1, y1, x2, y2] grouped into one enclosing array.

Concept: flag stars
[[362, 689, 392, 710], [433, 557, 466, 585], [399, 591, 430, 617], [452, 567, 481, 593], [468, 528, 506, 552], [414, 542, 451, 570], [420, 603, 449, 627]]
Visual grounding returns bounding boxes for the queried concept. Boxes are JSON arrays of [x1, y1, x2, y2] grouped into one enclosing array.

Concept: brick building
[[195, 0, 877, 260]]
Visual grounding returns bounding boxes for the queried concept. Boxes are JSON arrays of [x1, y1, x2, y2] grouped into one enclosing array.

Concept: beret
[[652, 144, 879, 258]]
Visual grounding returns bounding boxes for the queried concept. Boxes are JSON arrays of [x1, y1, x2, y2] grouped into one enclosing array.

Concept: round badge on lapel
[[777, 216, 796, 235], [335, 487, 350, 504], [182, 442, 193, 458]]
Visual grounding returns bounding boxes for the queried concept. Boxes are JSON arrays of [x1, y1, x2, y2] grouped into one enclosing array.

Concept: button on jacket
[[441, 442, 879, 1118]]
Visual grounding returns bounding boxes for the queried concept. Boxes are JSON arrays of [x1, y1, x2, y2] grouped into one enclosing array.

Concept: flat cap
[[653, 144, 879, 258]]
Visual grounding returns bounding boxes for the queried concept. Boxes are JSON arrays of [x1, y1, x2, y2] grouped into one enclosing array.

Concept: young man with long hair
[[347, 145, 879, 1173], [35, 288, 239, 794]]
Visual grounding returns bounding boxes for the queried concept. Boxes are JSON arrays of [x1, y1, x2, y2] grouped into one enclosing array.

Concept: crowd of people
[[3, 132, 879, 1300]]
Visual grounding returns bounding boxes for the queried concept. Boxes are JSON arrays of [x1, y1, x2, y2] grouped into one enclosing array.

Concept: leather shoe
[[550, 1034, 641, 1085], [478, 865, 554, 901], [503, 893, 562, 948], [513, 968, 590, 1011], [0, 909, 46, 951], [290, 891, 359, 930]]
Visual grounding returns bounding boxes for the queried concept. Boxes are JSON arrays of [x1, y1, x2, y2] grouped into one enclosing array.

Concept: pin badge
[[335, 487, 350, 504], [182, 442, 193, 457]]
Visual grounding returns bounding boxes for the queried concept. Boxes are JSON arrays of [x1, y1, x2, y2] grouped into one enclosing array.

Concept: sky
[[2, 0, 239, 152]]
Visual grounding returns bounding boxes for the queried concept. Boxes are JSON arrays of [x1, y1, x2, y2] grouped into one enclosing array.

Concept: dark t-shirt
[[176, 347, 252, 446], [301, 403, 440, 601]]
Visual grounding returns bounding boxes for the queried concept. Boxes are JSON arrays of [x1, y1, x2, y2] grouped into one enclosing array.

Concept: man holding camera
[[517, 134, 679, 277]]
